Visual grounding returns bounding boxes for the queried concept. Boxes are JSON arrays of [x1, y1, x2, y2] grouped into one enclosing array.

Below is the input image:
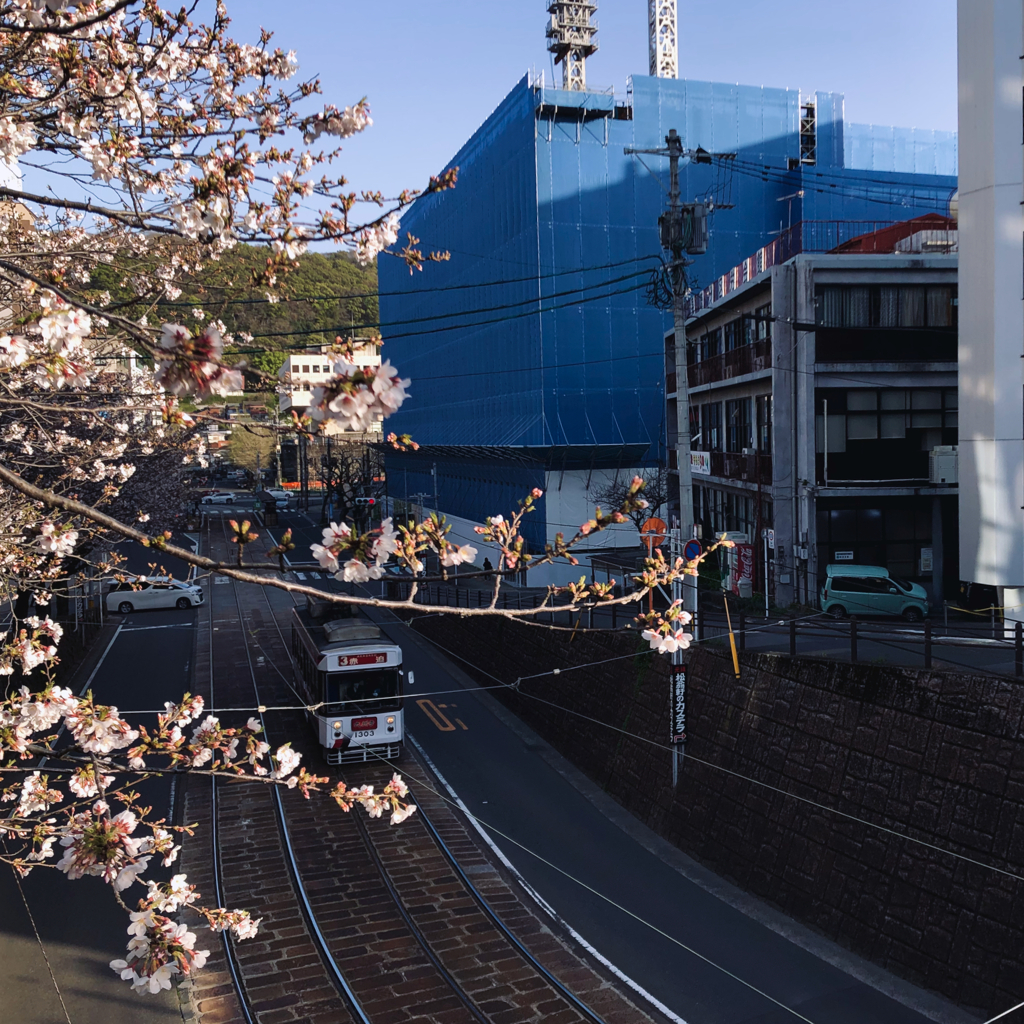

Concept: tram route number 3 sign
[[671, 665, 686, 745], [335, 653, 386, 667]]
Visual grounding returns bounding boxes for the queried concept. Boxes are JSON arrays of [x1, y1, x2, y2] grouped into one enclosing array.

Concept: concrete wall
[[957, 0, 1024, 599], [415, 614, 1024, 1016]]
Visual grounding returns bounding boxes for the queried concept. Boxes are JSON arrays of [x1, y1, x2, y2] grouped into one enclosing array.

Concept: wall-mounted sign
[[672, 665, 686, 744], [690, 451, 711, 476], [834, 550, 854, 561]]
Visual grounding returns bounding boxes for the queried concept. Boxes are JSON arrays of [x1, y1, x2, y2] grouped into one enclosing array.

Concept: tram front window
[[324, 668, 400, 715]]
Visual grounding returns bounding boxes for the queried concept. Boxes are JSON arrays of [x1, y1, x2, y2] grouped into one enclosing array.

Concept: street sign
[[671, 664, 686, 744], [683, 538, 702, 562], [640, 517, 668, 549], [767, 528, 775, 550]]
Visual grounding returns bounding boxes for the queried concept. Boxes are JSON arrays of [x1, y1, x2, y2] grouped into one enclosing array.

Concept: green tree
[[228, 424, 277, 478]]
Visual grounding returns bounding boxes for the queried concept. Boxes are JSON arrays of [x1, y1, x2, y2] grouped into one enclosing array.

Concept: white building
[[957, 1, 1024, 620], [278, 343, 382, 435]]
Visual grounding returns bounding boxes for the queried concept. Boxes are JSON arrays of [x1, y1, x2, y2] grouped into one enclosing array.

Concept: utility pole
[[274, 408, 282, 489], [624, 129, 715, 611], [431, 462, 438, 516]]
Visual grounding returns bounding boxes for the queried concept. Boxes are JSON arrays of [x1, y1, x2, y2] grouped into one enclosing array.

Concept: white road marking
[[407, 734, 690, 1024]]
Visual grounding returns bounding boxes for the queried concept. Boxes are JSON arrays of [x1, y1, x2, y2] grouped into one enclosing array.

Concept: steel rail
[[243, 560, 492, 1024], [214, 514, 371, 1024], [203, 513, 259, 1024], [249, 543, 611, 1024], [408, 790, 612, 1024]]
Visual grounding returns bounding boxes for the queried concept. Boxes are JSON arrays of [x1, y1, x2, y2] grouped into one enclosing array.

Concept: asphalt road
[[268, 508, 971, 1024], [0, 542, 197, 1024]]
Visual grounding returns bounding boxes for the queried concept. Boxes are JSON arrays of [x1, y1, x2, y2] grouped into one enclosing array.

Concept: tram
[[291, 602, 407, 765]]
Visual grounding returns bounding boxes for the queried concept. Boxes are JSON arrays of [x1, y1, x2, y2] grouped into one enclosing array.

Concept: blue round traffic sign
[[683, 539, 702, 562]]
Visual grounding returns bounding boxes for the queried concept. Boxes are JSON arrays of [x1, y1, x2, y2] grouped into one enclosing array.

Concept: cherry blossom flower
[[440, 543, 477, 568], [355, 213, 400, 266]]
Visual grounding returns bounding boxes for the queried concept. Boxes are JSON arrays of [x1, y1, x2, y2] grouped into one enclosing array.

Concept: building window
[[724, 320, 741, 352], [699, 402, 721, 451], [699, 327, 722, 361], [755, 304, 772, 341], [815, 285, 958, 329], [725, 398, 752, 453]]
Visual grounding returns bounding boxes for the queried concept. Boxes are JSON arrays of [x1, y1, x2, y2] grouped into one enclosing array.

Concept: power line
[[159, 254, 663, 308], [407, 626, 1024, 887], [238, 277, 650, 344]]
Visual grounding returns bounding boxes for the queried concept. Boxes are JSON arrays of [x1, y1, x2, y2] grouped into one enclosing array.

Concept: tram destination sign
[[334, 653, 387, 668]]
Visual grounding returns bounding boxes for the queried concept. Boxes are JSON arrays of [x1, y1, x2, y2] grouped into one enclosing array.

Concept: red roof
[[830, 214, 956, 254]]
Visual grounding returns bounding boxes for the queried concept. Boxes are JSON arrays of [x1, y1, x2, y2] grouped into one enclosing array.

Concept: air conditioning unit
[[929, 446, 958, 485]]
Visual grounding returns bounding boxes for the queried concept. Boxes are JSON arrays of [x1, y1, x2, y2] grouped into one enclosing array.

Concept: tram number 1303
[[353, 729, 376, 739]]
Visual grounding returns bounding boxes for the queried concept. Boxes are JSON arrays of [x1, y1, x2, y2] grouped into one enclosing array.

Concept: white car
[[107, 577, 204, 614], [202, 491, 237, 504], [263, 489, 294, 505]]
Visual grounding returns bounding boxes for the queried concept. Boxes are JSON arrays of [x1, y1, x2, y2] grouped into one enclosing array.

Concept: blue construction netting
[[379, 73, 957, 529]]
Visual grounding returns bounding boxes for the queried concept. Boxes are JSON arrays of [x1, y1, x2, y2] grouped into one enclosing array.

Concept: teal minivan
[[820, 565, 930, 621]]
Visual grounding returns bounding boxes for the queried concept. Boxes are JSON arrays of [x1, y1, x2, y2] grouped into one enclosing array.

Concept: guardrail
[[387, 580, 1024, 676], [691, 609, 1024, 678]]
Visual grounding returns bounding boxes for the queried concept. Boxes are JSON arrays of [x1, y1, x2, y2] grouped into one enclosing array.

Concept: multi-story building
[[278, 342, 381, 428], [956, 1, 1024, 623], [381, 58, 957, 585], [673, 217, 959, 607]]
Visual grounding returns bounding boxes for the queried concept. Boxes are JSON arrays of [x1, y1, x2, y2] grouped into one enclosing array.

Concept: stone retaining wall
[[413, 614, 1024, 1016]]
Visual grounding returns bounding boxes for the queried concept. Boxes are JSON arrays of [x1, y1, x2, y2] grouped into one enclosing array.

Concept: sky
[[228, 0, 958, 202]]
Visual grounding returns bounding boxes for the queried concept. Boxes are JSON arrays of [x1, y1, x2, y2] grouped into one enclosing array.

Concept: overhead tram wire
[[159, 253, 664, 308], [715, 158, 954, 211], [721, 153, 958, 196]]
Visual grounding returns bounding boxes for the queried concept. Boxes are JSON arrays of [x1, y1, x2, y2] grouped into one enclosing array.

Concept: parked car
[[107, 577, 204, 614], [820, 564, 929, 622], [201, 491, 236, 504]]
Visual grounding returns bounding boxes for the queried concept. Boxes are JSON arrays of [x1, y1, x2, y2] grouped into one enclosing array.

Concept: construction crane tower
[[649, 0, 678, 78], [546, 2, 598, 92]]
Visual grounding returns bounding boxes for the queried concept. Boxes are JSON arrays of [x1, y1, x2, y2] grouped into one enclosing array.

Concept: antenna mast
[[546, 2, 598, 91], [648, 0, 677, 78]]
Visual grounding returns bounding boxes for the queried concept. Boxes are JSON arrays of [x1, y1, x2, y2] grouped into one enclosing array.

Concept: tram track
[[191, 510, 648, 1024], [241, 540, 621, 1024]]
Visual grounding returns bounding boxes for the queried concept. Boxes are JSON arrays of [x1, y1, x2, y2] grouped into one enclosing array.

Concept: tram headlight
[[386, 717, 395, 725], [332, 721, 342, 731]]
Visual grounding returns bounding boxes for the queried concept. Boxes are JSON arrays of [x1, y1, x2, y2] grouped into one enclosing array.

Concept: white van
[[820, 565, 929, 622]]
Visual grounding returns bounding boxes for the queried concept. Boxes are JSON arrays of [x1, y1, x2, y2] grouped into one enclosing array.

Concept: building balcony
[[707, 450, 772, 485], [688, 338, 772, 388]]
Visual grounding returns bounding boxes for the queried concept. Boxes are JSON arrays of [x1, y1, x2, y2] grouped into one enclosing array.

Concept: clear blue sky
[[230, 0, 957, 203]]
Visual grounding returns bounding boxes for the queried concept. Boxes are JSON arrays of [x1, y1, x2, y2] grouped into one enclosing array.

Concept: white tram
[[291, 604, 406, 765]]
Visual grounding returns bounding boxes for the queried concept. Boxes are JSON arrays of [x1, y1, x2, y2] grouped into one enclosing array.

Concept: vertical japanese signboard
[[671, 665, 686, 744]]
